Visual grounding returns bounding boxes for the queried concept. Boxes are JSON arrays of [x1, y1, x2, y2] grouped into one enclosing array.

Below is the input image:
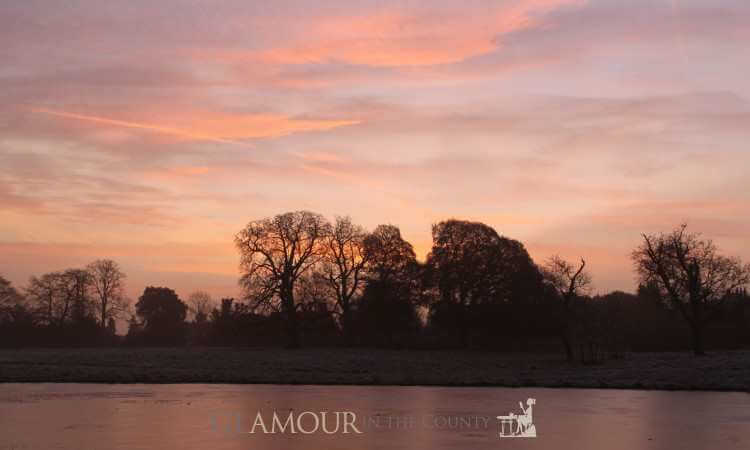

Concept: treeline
[[1, 213, 749, 359], [0, 260, 126, 346]]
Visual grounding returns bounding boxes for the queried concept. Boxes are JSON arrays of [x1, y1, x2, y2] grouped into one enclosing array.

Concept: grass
[[1, 347, 749, 391]]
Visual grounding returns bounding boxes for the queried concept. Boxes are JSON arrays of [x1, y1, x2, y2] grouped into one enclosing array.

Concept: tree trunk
[[101, 301, 107, 329], [281, 284, 300, 349], [561, 298, 575, 362], [341, 306, 352, 344], [560, 311, 575, 362]]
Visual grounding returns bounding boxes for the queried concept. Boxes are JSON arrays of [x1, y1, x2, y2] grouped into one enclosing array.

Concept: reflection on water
[[1, 384, 748, 449]]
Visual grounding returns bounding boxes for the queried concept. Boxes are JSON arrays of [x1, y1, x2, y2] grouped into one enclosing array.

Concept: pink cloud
[[29, 108, 360, 143], [197, 0, 583, 68]]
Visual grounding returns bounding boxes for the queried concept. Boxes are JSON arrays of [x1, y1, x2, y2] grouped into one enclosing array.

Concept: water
[[0, 384, 748, 449]]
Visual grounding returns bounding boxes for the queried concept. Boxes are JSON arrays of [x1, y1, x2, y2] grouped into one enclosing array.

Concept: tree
[[87, 259, 128, 329], [26, 273, 60, 326], [106, 317, 117, 336], [321, 216, 368, 338], [134, 286, 188, 345], [0, 275, 22, 310], [632, 224, 750, 355], [356, 224, 422, 346], [235, 211, 331, 348], [356, 277, 421, 347], [426, 221, 514, 302], [187, 290, 214, 323], [542, 255, 591, 361], [426, 220, 511, 344], [26, 269, 93, 327], [0, 275, 23, 324], [426, 220, 546, 346], [363, 224, 417, 284], [62, 269, 94, 323], [186, 290, 213, 345]]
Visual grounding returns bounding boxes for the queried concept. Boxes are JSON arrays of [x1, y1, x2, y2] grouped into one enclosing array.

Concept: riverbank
[[1, 348, 748, 391]]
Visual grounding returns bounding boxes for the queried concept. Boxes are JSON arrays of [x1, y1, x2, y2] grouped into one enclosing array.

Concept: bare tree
[[0, 275, 23, 323], [632, 224, 750, 355], [0, 275, 22, 309], [26, 269, 93, 327], [321, 216, 368, 338], [187, 290, 213, 322], [543, 255, 591, 361], [62, 269, 93, 322], [87, 259, 128, 329], [235, 211, 331, 348], [26, 273, 59, 326]]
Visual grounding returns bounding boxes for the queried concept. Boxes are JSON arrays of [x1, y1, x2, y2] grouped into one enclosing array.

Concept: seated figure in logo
[[516, 398, 536, 437]]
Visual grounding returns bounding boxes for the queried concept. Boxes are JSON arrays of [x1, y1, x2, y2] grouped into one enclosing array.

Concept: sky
[[1, 0, 749, 303]]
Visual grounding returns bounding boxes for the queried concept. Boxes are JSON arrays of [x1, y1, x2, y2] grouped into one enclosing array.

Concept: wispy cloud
[[30, 108, 360, 143], [30, 108, 244, 144]]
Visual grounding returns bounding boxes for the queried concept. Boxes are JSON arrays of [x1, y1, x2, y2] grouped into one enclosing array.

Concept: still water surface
[[1, 384, 748, 449]]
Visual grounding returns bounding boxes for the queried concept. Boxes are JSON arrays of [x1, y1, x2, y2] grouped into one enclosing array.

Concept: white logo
[[496, 398, 536, 438]]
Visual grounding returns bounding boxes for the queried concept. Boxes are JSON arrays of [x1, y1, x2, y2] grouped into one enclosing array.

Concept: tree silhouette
[[427, 220, 510, 304], [64, 269, 93, 323], [187, 290, 213, 323], [426, 220, 546, 347], [321, 216, 368, 339], [0, 275, 22, 310], [134, 286, 188, 345], [235, 211, 331, 348], [356, 224, 421, 346], [426, 220, 512, 344], [633, 224, 750, 355], [87, 259, 128, 329], [26, 270, 92, 328], [0, 275, 24, 327], [8, 213, 750, 355], [356, 277, 421, 347], [363, 224, 417, 284], [26, 273, 59, 326], [543, 256, 591, 361]]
